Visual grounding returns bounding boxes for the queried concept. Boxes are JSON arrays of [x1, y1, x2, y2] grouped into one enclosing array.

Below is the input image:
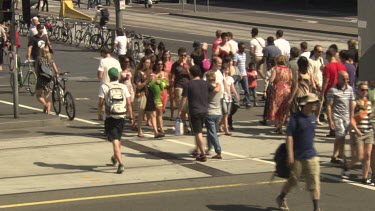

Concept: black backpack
[[273, 143, 290, 178], [101, 8, 109, 21]]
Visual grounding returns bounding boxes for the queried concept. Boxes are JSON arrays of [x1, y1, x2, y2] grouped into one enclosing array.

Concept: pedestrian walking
[[113, 28, 128, 70], [342, 82, 374, 185], [35, 46, 59, 114], [246, 62, 258, 106], [178, 65, 221, 162], [98, 67, 134, 174], [205, 71, 223, 159], [41, 0, 48, 12], [267, 55, 292, 134], [249, 28, 266, 79], [27, 24, 49, 61], [212, 30, 222, 56], [326, 71, 355, 164], [274, 30, 291, 61], [276, 93, 321, 211], [233, 42, 252, 108]]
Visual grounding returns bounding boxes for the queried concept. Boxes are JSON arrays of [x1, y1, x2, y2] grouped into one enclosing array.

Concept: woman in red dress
[[267, 55, 292, 134]]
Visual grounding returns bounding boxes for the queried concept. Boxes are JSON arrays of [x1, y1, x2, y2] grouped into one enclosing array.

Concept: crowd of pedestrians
[[17, 17, 375, 209]]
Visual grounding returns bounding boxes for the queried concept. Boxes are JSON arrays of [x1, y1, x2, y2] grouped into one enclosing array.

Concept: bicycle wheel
[[62, 28, 68, 43], [74, 30, 82, 46], [52, 84, 62, 115], [90, 34, 103, 50], [64, 92, 76, 120], [27, 71, 37, 96], [68, 30, 73, 45], [84, 33, 92, 48]]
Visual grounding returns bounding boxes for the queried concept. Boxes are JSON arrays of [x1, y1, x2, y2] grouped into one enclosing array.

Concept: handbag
[[39, 62, 53, 81], [202, 51, 211, 71]]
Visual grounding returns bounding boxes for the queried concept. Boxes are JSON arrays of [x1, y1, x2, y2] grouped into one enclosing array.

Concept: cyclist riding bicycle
[[93, 5, 109, 28]]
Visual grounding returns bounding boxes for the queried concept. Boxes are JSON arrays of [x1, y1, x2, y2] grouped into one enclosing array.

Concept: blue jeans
[[205, 114, 222, 154], [238, 76, 251, 105]]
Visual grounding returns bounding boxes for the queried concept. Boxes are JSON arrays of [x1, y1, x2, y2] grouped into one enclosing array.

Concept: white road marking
[[254, 10, 357, 24], [295, 19, 318, 24], [75, 98, 90, 100]]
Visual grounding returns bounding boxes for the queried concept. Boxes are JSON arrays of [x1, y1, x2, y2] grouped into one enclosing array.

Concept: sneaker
[[362, 179, 375, 186], [316, 121, 324, 126], [191, 150, 199, 158], [116, 164, 124, 174], [276, 196, 289, 211], [212, 154, 222, 159], [196, 155, 207, 162], [330, 157, 343, 164], [111, 156, 117, 166]]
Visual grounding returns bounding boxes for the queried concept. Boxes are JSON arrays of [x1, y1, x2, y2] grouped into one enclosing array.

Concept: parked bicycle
[[9, 58, 37, 96], [90, 26, 113, 51], [52, 72, 76, 120]]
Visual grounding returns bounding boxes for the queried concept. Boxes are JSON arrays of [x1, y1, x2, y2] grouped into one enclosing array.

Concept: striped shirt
[[233, 52, 247, 76], [353, 100, 373, 133], [327, 84, 355, 121]]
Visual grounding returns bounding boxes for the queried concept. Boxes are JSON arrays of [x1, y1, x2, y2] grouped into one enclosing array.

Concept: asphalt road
[[0, 5, 370, 211]]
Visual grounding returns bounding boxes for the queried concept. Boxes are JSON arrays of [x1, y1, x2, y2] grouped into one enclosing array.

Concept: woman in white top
[[113, 28, 128, 70], [220, 63, 239, 136]]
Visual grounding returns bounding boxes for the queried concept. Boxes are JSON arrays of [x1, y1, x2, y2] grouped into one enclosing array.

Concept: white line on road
[[254, 10, 357, 24], [295, 19, 318, 24]]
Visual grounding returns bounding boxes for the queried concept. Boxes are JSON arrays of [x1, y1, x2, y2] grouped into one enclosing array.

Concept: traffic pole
[[194, 0, 196, 12], [11, 0, 19, 118], [207, 0, 209, 13]]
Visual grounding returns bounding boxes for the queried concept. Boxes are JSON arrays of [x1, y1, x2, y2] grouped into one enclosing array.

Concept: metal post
[[11, 0, 19, 118], [194, 0, 196, 12], [207, 0, 209, 13], [115, 0, 123, 29], [181, 0, 184, 14]]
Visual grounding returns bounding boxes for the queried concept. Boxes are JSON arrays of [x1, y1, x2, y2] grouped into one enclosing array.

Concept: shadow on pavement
[[34, 162, 113, 174], [207, 204, 278, 211]]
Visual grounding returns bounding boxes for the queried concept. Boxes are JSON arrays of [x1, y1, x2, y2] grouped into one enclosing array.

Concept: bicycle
[[9, 58, 37, 96], [90, 26, 113, 51], [52, 72, 76, 120]]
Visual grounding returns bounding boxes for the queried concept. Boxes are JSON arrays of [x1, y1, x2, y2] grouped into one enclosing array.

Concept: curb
[[0, 115, 64, 131], [168, 13, 357, 37]]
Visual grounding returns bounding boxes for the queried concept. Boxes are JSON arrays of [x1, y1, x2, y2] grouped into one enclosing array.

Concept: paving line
[[0, 180, 284, 209]]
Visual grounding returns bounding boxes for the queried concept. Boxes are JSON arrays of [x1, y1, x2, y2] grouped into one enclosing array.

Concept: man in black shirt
[[27, 24, 49, 61], [178, 65, 220, 162]]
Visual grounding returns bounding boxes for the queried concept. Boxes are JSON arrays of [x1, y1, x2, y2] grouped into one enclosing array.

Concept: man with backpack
[[93, 5, 109, 27], [98, 67, 134, 174], [276, 93, 321, 211]]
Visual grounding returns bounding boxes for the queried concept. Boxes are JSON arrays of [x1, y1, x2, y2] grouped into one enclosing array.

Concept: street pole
[[11, 0, 19, 118], [207, 0, 209, 13], [194, 0, 196, 12], [115, 0, 123, 29], [181, 0, 184, 14]]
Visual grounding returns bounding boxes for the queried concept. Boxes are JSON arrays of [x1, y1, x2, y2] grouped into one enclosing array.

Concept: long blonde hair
[[39, 46, 52, 62]]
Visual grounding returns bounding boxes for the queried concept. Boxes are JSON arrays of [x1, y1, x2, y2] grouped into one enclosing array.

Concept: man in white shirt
[[227, 32, 238, 55], [249, 28, 266, 79], [274, 30, 291, 61], [97, 47, 122, 86], [300, 41, 311, 58], [233, 42, 252, 108], [113, 28, 128, 69]]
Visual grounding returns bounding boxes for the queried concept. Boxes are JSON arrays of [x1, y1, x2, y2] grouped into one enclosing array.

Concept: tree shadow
[[34, 162, 113, 173], [207, 204, 278, 211]]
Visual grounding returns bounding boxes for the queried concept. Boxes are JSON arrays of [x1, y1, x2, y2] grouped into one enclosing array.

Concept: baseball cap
[[299, 93, 319, 106], [108, 67, 119, 79], [193, 41, 201, 48], [97, 4, 103, 8], [36, 24, 44, 30]]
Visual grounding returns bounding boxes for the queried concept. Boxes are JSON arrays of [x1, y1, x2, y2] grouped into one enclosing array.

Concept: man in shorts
[[178, 65, 220, 162], [276, 93, 321, 211], [98, 67, 134, 174], [326, 71, 355, 164]]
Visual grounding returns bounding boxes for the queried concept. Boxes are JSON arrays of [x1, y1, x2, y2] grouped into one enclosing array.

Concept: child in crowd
[[246, 62, 258, 107]]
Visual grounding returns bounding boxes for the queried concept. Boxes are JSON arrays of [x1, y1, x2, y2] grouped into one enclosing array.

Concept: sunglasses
[[360, 89, 368, 92], [179, 54, 187, 57]]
